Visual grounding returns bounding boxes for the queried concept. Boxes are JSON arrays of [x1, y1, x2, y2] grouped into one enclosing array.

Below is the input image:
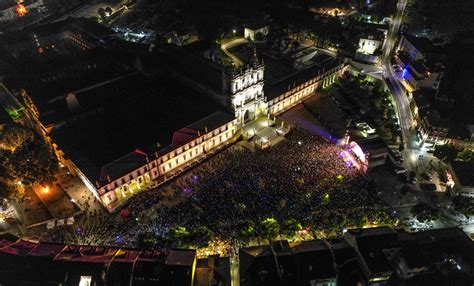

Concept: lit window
[[79, 276, 92, 286]]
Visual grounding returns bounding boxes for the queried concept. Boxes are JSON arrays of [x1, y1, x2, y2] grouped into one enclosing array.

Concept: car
[[395, 166, 407, 174], [421, 173, 433, 181], [394, 153, 404, 162], [409, 171, 417, 184]]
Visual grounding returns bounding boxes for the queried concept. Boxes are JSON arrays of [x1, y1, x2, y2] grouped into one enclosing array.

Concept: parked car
[[395, 166, 407, 174], [409, 171, 417, 184], [421, 173, 433, 181]]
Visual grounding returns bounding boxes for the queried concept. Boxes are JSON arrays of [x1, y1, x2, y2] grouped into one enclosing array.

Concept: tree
[[457, 149, 474, 161], [97, 7, 106, 20], [281, 218, 302, 240], [236, 220, 255, 244], [451, 196, 474, 219], [370, 210, 397, 227], [190, 226, 213, 248], [137, 232, 159, 249], [9, 140, 58, 185], [168, 226, 190, 247], [433, 144, 459, 162], [260, 217, 280, 243], [411, 202, 440, 223], [0, 123, 32, 152], [348, 212, 368, 228]]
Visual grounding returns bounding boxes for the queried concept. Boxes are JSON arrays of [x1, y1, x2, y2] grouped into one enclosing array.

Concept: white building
[[244, 25, 269, 42]]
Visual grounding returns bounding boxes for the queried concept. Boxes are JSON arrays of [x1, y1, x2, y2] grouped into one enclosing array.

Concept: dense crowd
[[45, 128, 391, 249], [126, 129, 386, 246]]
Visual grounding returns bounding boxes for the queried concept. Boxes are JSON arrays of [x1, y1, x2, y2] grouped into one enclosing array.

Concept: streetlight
[[42, 186, 49, 194]]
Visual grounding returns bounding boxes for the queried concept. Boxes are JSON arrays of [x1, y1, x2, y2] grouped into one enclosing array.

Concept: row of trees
[[411, 202, 441, 223], [0, 123, 58, 202], [434, 144, 474, 163], [137, 209, 398, 250], [451, 196, 474, 219]]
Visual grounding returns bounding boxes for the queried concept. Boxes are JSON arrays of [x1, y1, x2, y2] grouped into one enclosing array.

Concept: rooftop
[[346, 227, 400, 274], [450, 160, 474, 187], [50, 73, 223, 185], [404, 35, 438, 55], [265, 53, 342, 101]]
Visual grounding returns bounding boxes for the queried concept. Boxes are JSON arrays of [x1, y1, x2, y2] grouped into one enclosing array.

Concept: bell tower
[[224, 47, 265, 125]]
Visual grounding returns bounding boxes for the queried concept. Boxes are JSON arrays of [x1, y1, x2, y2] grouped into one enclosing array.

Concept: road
[[220, 37, 248, 68], [380, 0, 426, 173]]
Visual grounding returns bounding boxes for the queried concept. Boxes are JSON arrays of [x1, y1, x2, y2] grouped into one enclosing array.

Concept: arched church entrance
[[243, 109, 251, 123]]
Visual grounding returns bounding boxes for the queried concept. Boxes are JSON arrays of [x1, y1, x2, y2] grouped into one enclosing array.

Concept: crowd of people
[[44, 128, 393, 250], [124, 129, 387, 247]]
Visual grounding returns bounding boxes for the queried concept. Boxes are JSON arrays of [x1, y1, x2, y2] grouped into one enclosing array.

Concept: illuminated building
[[244, 25, 269, 42], [0, 0, 44, 22], [10, 23, 345, 210], [394, 35, 445, 93], [352, 138, 387, 170], [357, 31, 385, 55]]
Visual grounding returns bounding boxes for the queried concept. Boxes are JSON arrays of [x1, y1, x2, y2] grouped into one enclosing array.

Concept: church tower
[[223, 46, 265, 126]]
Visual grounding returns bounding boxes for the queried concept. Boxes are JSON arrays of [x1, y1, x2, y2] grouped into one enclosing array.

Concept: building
[[354, 137, 388, 169], [239, 227, 474, 286], [394, 52, 443, 93], [448, 161, 474, 197], [0, 0, 44, 22], [344, 227, 400, 285], [239, 240, 337, 286], [357, 30, 385, 55], [9, 23, 345, 211], [417, 109, 449, 146], [406, 90, 449, 147], [0, 234, 211, 286], [244, 25, 269, 42]]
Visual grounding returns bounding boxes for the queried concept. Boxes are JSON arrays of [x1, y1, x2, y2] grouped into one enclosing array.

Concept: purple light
[[183, 188, 193, 193], [402, 66, 410, 80]]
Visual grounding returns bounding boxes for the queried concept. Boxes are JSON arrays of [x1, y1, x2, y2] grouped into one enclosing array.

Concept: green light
[[322, 193, 330, 204]]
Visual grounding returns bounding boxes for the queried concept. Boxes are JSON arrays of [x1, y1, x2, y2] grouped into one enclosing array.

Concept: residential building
[[244, 25, 269, 42], [0, 234, 205, 286], [448, 161, 474, 197], [239, 240, 337, 286], [343, 227, 400, 285], [357, 30, 386, 55], [239, 227, 474, 285], [395, 35, 445, 93]]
